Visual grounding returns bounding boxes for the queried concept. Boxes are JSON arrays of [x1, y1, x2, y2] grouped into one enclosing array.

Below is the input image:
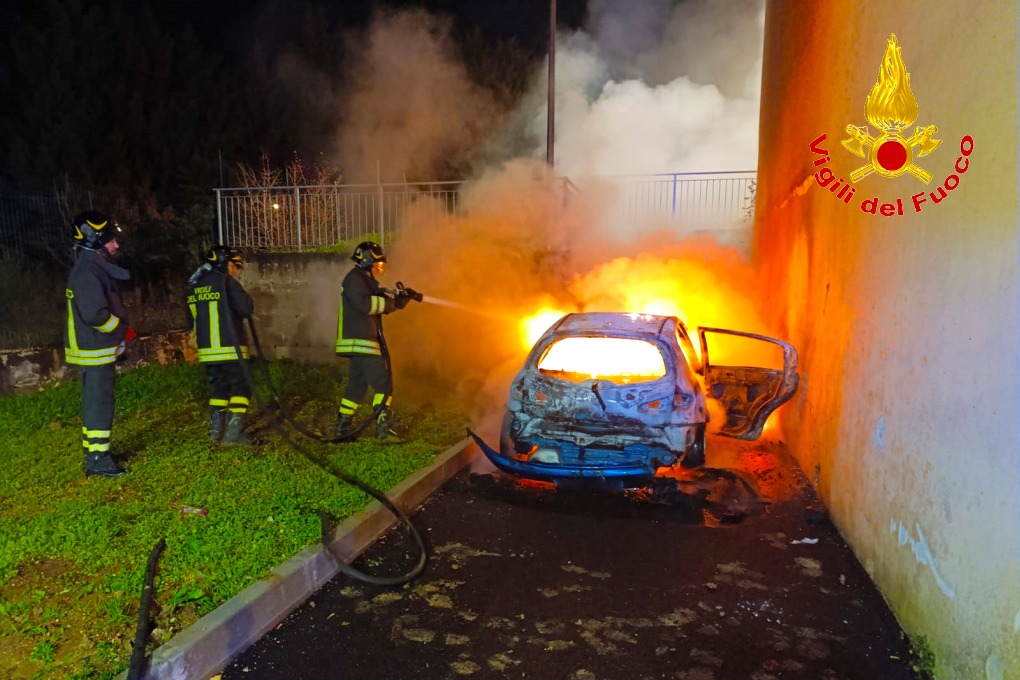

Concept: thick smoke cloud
[[332, 9, 499, 183], [272, 1, 771, 431], [524, 0, 766, 176]]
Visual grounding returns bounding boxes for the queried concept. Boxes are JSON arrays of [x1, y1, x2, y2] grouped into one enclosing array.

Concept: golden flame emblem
[[842, 34, 941, 184]]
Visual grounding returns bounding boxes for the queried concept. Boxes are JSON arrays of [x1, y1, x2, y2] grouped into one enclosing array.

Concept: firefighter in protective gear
[[65, 211, 130, 478], [188, 245, 255, 445], [334, 241, 419, 443]]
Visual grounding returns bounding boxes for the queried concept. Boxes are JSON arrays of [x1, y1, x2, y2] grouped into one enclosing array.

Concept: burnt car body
[[472, 312, 799, 488]]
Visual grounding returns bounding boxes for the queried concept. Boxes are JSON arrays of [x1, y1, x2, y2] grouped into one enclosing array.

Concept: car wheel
[[681, 424, 706, 468]]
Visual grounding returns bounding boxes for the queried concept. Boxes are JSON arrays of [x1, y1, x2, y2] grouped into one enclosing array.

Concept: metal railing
[[213, 171, 756, 251], [214, 181, 464, 251], [0, 172, 758, 258], [0, 183, 138, 261], [602, 171, 757, 226]]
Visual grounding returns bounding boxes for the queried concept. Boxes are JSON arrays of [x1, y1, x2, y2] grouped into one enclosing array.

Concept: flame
[[865, 34, 918, 132], [516, 251, 780, 371], [521, 309, 569, 350], [537, 337, 667, 382], [569, 254, 776, 367]]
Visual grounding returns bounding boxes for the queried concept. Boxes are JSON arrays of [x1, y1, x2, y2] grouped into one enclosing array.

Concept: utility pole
[[546, 0, 556, 167]]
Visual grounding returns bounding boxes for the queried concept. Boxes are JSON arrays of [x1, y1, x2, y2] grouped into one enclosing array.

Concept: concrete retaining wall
[[0, 252, 342, 393], [237, 252, 346, 365], [0, 330, 196, 395]]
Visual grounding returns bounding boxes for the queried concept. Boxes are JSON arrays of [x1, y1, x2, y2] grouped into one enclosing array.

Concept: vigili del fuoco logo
[[808, 34, 973, 216]]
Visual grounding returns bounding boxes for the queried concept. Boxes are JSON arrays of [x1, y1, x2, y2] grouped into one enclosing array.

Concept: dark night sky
[[146, 0, 588, 61]]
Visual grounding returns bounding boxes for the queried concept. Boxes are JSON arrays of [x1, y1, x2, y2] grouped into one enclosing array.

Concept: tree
[[0, 0, 248, 204]]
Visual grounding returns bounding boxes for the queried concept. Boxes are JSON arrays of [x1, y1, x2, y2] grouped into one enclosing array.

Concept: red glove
[[124, 326, 138, 343]]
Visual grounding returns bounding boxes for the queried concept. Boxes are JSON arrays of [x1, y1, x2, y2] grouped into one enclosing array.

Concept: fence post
[[671, 174, 677, 216], [377, 181, 385, 248], [215, 189, 224, 245], [294, 185, 302, 252]]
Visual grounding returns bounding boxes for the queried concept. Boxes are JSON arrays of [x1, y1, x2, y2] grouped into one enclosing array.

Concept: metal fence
[[0, 182, 138, 262], [606, 171, 757, 226], [0, 172, 756, 257], [214, 171, 756, 251], [214, 181, 465, 251]]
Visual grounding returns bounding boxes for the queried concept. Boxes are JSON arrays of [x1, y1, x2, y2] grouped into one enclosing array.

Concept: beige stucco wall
[[237, 253, 347, 365], [756, 2, 1019, 677]]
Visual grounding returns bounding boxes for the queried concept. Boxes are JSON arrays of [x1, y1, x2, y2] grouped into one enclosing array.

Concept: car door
[[697, 327, 799, 440]]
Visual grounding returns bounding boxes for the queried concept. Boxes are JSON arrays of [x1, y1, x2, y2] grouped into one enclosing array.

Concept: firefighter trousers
[[81, 363, 116, 457], [204, 361, 251, 413], [340, 355, 392, 415]]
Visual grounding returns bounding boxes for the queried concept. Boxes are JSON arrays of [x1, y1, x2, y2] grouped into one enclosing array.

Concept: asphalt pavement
[[221, 436, 925, 680]]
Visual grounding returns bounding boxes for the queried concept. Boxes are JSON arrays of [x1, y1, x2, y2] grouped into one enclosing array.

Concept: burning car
[[470, 312, 798, 488]]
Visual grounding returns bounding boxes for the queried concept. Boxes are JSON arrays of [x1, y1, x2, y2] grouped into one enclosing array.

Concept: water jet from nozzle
[[422, 296, 512, 320]]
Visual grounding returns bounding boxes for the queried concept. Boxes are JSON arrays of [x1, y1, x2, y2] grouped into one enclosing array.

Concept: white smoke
[[523, 0, 766, 177]]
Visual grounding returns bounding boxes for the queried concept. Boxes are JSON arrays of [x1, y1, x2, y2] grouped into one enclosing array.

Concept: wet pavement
[[222, 437, 923, 680]]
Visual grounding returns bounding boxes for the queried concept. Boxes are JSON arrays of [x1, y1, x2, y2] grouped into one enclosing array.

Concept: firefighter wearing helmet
[[334, 241, 420, 443], [187, 245, 255, 445], [64, 210, 132, 478]]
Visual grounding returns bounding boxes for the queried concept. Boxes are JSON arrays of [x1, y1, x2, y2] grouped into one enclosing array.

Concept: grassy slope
[[0, 360, 468, 680]]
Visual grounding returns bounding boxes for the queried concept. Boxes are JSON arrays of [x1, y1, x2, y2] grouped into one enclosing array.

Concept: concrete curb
[[121, 437, 480, 680]]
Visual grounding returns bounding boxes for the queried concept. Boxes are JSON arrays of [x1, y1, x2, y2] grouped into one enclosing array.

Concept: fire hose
[[126, 538, 166, 680], [253, 280, 421, 445], [124, 270, 429, 673], [222, 271, 428, 586]]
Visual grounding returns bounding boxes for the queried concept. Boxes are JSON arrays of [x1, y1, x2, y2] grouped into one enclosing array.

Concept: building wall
[[755, 2, 1019, 677]]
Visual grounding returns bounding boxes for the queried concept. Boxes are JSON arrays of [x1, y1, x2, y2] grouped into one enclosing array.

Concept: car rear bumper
[[468, 430, 665, 487]]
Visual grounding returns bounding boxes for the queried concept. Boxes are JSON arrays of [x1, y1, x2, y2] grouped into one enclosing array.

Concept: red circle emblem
[[876, 140, 908, 171]]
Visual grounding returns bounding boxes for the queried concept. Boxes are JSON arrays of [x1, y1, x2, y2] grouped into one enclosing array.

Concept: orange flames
[[521, 308, 569, 348], [537, 337, 667, 382], [516, 253, 776, 368]]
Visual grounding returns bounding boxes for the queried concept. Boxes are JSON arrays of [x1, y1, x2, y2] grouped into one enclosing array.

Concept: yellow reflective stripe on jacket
[[370, 295, 387, 315], [209, 300, 221, 348], [66, 300, 78, 350], [334, 339, 381, 355], [96, 314, 120, 333], [197, 346, 250, 362], [65, 347, 119, 366]]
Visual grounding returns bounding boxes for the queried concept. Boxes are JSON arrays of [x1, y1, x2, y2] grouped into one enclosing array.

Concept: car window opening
[[537, 337, 667, 384]]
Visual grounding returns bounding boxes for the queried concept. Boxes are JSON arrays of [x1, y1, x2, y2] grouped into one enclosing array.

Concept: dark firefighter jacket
[[188, 269, 255, 363], [64, 249, 130, 367], [335, 266, 395, 356]]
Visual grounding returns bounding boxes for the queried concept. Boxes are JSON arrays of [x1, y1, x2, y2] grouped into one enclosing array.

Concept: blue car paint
[[468, 430, 665, 488], [477, 312, 707, 486]]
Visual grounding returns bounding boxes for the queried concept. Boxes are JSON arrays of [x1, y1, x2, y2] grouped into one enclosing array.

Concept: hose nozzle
[[395, 281, 423, 303]]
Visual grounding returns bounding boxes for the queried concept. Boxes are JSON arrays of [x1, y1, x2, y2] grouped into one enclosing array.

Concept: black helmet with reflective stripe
[[352, 241, 386, 269], [205, 245, 244, 271], [72, 211, 120, 250]]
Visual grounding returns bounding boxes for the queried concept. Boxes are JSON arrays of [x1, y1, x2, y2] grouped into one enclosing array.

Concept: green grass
[[0, 360, 468, 679], [908, 634, 937, 678]]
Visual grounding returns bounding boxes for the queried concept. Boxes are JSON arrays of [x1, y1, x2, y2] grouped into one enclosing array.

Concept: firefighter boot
[[375, 408, 402, 444], [333, 414, 356, 440], [209, 408, 226, 443], [221, 411, 252, 446], [85, 452, 126, 478]]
